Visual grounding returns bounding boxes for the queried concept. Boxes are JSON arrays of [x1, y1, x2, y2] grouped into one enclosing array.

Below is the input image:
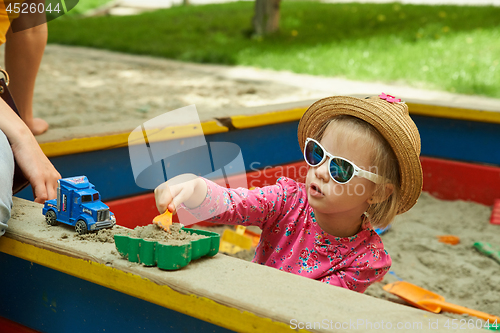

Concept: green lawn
[[48, 2, 500, 98], [65, 0, 114, 15]]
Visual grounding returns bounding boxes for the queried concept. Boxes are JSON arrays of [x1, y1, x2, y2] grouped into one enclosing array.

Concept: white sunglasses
[[304, 138, 385, 184]]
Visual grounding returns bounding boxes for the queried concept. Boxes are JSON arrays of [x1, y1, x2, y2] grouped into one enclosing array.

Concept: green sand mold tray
[[114, 228, 220, 270]]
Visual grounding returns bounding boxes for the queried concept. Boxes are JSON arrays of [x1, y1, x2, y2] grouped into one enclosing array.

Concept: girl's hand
[[154, 174, 207, 215]]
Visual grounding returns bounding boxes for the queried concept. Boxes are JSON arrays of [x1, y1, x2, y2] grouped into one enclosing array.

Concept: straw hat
[[297, 94, 422, 214]]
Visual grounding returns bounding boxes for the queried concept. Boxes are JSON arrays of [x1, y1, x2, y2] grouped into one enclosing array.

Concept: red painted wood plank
[[421, 156, 500, 206], [0, 317, 40, 333], [105, 192, 162, 229], [108, 158, 499, 228]]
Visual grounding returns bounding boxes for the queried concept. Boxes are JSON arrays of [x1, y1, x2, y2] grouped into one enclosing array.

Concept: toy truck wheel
[[45, 210, 58, 226], [75, 220, 88, 235]]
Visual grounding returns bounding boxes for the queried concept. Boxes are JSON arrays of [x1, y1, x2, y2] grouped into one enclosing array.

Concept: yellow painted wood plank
[[231, 107, 308, 129], [407, 103, 500, 124], [40, 121, 228, 158], [40, 132, 131, 158], [0, 237, 309, 333], [39, 103, 500, 158], [231, 103, 500, 130]]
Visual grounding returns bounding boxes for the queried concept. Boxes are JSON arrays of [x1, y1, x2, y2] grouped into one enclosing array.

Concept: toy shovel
[[153, 210, 173, 232], [383, 281, 500, 322]]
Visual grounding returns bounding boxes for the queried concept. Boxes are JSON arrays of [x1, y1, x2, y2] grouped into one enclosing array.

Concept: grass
[[47, 2, 500, 98], [65, 0, 114, 15]]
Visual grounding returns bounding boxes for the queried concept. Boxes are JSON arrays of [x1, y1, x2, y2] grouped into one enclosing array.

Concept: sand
[[76, 223, 207, 246], [366, 193, 500, 316], [1, 44, 327, 130]]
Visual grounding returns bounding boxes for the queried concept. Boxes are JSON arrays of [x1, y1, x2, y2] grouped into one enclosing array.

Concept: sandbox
[[1, 197, 487, 333], [4, 47, 500, 331]]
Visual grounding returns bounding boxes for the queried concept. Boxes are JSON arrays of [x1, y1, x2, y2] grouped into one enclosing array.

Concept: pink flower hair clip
[[379, 93, 403, 103]]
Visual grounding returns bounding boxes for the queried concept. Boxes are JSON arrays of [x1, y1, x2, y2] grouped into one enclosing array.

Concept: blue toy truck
[[42, 176, 116, 234]]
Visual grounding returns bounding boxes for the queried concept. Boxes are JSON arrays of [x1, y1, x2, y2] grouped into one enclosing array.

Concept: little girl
[[154, 94, 423, 293]]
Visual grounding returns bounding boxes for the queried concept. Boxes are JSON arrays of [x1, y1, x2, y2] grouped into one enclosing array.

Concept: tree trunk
[[252, 0, 281, 36]]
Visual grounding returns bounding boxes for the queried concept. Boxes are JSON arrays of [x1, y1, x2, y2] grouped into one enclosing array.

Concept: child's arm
[[183, 177, 293, 229], [0, 100, 60, 203], [155, 175, 293, 229], [154, 174, 208, 214]]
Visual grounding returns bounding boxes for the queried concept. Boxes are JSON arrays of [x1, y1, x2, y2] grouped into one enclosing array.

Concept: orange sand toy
[[153, 210, 173, 232], [384, 281, 500, 322], [437, 235, 460, 245], [491, 199, 500, 225]]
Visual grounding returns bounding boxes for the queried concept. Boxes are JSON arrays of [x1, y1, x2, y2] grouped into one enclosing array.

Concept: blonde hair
[[312, 115, 400, 228]]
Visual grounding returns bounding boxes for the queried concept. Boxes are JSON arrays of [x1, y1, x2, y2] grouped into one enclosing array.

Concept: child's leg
[[0, 129, 14, 237]]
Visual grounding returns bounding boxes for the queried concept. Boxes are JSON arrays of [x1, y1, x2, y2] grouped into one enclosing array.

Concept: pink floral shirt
[[187, 177, 391, 293]]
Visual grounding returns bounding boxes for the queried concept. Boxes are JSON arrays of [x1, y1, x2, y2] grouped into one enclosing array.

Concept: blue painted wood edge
[[0, 252, 235, 333]]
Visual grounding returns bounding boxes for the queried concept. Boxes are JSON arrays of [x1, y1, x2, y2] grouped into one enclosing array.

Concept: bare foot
[[28, 118, 49, 136]]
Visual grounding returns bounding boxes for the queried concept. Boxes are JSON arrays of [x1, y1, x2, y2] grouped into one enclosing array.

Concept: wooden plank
[[230, 101, 500, 130], [36, 99, 500, 159], [1, 200, 302, 333], [231, 107, 307, 129], [0, 198, 463, 333], [40, 121, 228, 158], [0, 252, 236, 333], [108, 157, 500, 230], [408, 103, 500, 124]]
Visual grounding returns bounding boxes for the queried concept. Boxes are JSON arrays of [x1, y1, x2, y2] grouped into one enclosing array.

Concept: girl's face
[[305, 121, 377, 218]]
